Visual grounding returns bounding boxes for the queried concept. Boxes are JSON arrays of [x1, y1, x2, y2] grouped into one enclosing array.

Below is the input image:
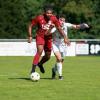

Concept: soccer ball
[[30, 72, 40, 81]]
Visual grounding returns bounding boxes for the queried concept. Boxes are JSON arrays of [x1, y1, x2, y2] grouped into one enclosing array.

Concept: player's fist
[[64, 38, 71, 46], [80, 23, 89, 29], [28, 36, 32, 43]]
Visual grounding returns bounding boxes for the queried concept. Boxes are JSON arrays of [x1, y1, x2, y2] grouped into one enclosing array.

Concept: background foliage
[[0, 0, 100, 39]]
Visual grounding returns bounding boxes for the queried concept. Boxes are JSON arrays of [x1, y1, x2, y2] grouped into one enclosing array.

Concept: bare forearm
[[28, 24, 33, 43], [57, 26, 66, 38], [45, 31, 52, 36], [57, 26, 71, 45], [28, 24, 32, 37], [45, 25, 54, 36]]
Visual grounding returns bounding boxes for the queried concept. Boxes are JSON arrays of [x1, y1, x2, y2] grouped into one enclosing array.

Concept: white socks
[[52, 62, 62, 76], [56, 62, 62, 76]]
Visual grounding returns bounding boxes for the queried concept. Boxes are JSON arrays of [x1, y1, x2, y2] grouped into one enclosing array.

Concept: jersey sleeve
[[31, 17, 37, 26], [51, 27, 56, 33], [51, 16, 60, 27], [65, 23, 73, 28]]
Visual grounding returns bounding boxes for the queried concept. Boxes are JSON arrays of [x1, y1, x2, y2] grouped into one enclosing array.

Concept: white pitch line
[[0, 74, 8, 77], [0, 73, 19, 77]]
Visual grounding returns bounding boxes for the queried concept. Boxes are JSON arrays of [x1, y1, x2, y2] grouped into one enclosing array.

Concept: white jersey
[[51, 22, 73, 44], [51, 22, 73, 57]]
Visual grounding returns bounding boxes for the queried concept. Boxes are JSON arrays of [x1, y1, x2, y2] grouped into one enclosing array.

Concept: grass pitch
[[0, 56, 100, 100]]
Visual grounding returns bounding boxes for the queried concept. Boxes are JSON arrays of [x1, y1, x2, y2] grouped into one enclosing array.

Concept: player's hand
[[64, 38, 71, 46], [80, 23, 90, 29], [44, 24, 54, 36], [49, 23, 55, 29], [28, 36, 32, 43]]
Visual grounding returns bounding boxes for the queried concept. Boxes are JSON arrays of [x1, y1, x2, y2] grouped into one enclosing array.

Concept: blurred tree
[[0, 0, 45, 38], [44, 0, 100, 39], [0, 0, 100, 39]]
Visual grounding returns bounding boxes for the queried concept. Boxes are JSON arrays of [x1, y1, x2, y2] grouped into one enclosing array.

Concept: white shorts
[[52, 43, 67, 58]]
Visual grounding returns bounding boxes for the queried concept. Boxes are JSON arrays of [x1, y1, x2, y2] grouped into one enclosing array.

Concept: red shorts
[[36, 36, 52, 52]]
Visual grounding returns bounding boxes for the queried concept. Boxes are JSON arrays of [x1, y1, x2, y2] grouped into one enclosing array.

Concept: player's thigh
[[36, 36, 45, 54], [59, 45, 67, 57], [54, 51, 62, 61], [44, 39, 52, 52], [53, 44, 62, 61], [44, 51, 51, 59], [36, 44, 44, 54], [52, 43, 59, 53], [36, 36, 45, 45]]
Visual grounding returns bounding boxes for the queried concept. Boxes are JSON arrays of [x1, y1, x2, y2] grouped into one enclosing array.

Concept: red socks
[[33, 53, 40, 65]]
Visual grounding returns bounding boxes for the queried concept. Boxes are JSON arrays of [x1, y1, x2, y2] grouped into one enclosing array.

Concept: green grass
[[0, 56, 100, 100]]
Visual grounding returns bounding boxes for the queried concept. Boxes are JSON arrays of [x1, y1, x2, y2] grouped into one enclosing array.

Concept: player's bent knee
[[45, 55, 50, 60], [57, 59, 62, 62], [47, 56, 50, 60], [62, 59, 64, 62]]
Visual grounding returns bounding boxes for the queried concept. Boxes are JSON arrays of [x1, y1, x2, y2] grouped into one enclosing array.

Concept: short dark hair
[[58, 14, 66, 19], [43, 4, 53, 12]]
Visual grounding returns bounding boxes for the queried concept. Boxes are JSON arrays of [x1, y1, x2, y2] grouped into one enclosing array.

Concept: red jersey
[[31, 14, 60, 38]]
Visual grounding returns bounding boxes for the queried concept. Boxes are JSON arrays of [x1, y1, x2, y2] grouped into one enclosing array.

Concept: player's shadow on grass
[[40, 77, 52, 80], [8, 77, 30, 81], [8, 77, 52, 80]]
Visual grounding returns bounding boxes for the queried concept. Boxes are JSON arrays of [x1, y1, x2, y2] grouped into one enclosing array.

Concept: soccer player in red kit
[[28, 5, 70, 74]]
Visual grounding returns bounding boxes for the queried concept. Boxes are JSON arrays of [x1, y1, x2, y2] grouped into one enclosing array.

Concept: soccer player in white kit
[[51, 15, 90, 80]]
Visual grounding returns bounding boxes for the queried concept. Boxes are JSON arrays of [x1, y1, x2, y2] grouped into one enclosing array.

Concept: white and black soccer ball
[[30, 72, 40, 81]]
